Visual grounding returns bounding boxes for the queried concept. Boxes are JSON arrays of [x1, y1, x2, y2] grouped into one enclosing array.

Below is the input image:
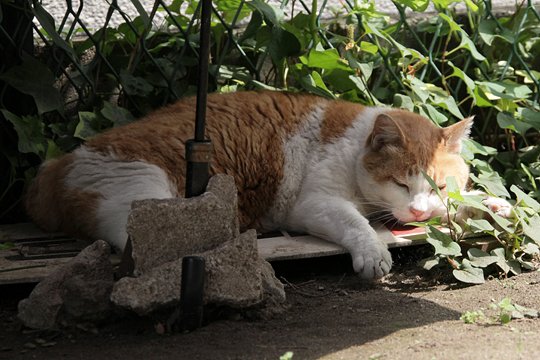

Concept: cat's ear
[[367, 113, 405, 151], [442, 116, 474, 153]]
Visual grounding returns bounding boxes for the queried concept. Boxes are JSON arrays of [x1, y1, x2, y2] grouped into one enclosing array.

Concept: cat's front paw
[[351, 240, 392, 279], [483, 197, 513, 218]]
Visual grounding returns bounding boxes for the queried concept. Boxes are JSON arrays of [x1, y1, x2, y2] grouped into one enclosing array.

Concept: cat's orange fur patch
[[363, 109, 443, 182], [320, 100, 363, 143], [25, 154, 101, 239], [429, 145, 470, 188]]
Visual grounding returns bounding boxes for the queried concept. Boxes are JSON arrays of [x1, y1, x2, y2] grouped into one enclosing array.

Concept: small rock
[[23, 342, 37, 350], [18, 240, 114, 329], [155, 323, 166, 335], [34, 338, 46, 345]]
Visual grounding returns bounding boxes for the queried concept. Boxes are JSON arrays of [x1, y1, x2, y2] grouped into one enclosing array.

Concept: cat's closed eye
[[431, 184, 447, 194], [392, 178, 409, 192]]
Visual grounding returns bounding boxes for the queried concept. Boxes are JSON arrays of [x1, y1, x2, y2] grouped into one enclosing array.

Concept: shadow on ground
[[1, 251, 465, 360]]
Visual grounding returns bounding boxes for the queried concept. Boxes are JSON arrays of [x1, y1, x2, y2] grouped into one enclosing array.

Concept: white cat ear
[[368, 113, 405, 151], [442, 116, 474, 153]]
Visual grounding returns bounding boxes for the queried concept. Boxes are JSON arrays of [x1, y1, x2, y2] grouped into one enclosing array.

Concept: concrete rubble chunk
[[112, 174, 285, 316], [203, 230, 263, 307], [127, 174, 239, 275], [111, 230, 284, 314], [18, 240, 114, 329]]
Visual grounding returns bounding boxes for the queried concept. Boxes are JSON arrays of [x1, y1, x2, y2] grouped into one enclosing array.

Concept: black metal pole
[[194, 0, 212, 142], [178, 256, 205, 332], [185, 0, 213, 198]]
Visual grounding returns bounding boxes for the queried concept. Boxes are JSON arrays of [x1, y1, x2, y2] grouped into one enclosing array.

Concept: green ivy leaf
[[521, 241, 540, 256], [408, 76, 430, 103], [448, 61, 475, 93], [394, 0, 430, 12], [269, 27, 302, 63], [459, 194, 489, 212], [306, 49, 351, 72], [101, 102, 135, 127], [472, 86, 492, 107], [426, 226, 461, 256], [32, 2, 77, 59], [75, 112, 99, 140], [478, 81, 532, 100], [522, 215, 540, 245], [439, 14, 485, 61], [521, 109, 540, 130], [0, 56, 63, 114], [46, 139, 64, 160], [393, 94, 414, 111], [469, 172, 510, 198], [453, 259, 485, 284], [248, 0, 283, 25], [490, 247, 510, 274], [466, 218, 495, 233], [478, 19, 497, 46], [422, 104, 448, 124], [120, 70, 154, 97], [467, 248, 498, 267], [497, 112, 532, 135], [418, 255, 443, 270], [1, 110, 47, 157], [360, 41, 378, 54], [299, 73, 336, 99], [446, 176, 464, 201], [432, 0, 457, 8], [511, 185, 540, 212], [239, 9, 263, 42]]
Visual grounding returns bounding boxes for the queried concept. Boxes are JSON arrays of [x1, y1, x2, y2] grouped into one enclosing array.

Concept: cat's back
[[86, 91, 324, 149], [80, 91, 328, 189]]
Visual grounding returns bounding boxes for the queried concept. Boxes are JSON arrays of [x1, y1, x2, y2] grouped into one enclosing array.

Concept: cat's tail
[[25, 153, 99, 239]]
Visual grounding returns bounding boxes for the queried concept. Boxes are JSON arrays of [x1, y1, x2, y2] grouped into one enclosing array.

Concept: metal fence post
[[177, 0, 213, 333], [185, 0, 213, 198]]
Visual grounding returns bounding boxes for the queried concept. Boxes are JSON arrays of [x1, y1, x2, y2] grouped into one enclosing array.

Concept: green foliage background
[[1, 0, 539, 282]]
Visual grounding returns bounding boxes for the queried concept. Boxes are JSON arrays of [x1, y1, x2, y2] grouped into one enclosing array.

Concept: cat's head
[[361, 110, 473, 223]]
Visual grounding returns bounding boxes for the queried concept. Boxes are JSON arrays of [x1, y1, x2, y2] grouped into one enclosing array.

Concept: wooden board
[[257, 224, 427, 261], [0, 223, 429, 285], [0, 223, 88, 284]]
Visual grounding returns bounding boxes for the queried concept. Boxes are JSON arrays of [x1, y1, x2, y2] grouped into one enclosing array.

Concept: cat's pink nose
[[409, 207, 426, 220]]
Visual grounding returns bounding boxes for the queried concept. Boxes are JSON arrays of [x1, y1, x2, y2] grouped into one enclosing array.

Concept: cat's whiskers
[[367, 210, 395, 223]]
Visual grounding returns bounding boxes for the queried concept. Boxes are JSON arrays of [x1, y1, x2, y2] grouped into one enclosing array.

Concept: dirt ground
[[2, 246, 540, 360]]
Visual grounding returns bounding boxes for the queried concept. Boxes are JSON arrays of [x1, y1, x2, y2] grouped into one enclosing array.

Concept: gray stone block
[[127, 174, 239, 274], [112, 174, 286, 316], [203, 229, 263, 307], [18, 240, 114, 329], [111, 230, 270, 314]]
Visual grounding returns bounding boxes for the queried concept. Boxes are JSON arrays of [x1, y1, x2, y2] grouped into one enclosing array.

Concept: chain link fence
[[1, 0, 539, 223]]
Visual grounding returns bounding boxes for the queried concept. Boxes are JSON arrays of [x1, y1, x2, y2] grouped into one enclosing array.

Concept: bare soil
[[2, 246, 540, 360]]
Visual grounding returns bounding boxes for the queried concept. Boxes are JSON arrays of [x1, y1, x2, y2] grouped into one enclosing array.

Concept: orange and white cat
[[26, 91, 510, 279]]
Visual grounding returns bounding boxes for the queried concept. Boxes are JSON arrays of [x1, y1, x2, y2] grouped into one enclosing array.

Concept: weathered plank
[[0, 222, 429, 284], [257, 225, 427, 261], [0, 223, 64, 241], [0, 256, 73, 284]]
